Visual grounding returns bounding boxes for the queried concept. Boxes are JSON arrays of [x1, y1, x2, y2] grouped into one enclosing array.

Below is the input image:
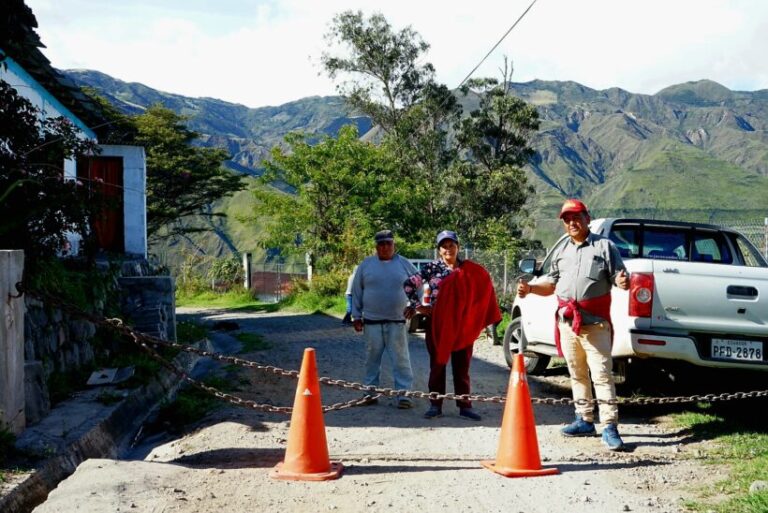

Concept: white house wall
[[99, 145, 148, 258], [0, 55, 97, 139], [2, 53, 148, 259]]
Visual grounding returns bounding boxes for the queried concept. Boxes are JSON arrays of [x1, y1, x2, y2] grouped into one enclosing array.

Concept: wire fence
[[441, 217, 768, 301], [721, 219, 768, 258], [166, 217, 767, 302], [250, 261, 308, 302]]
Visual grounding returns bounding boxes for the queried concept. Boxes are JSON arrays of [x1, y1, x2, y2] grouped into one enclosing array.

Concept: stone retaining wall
[[22, 274, 175, 426]]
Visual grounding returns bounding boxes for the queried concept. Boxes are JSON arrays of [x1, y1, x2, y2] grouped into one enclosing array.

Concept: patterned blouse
[[403, 259, 462, 309]]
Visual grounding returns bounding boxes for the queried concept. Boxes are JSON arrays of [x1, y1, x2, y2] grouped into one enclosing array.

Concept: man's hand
[[615, 270, 629, 290], [353, 319, 364, 332], [517, 279, 532, 298]]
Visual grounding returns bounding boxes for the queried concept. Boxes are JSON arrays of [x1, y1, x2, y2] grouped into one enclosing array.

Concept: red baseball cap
[[559, 199, 589, 218]]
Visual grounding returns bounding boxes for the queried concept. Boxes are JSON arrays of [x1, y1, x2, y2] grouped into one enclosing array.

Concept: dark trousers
[[425, 321, 473, 409]]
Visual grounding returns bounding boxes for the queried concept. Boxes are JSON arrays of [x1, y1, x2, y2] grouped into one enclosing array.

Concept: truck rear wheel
[[503, 317, 551, 374]]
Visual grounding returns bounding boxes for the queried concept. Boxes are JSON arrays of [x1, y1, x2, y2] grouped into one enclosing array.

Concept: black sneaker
[[424, 405, 442, 419], [341, 313, 353, 326]]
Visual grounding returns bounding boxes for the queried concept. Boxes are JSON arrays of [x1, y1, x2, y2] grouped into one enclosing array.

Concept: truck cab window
[[643, 229, 687, 260], [609, 226, 639, 258], [691, 232, 732, 264]]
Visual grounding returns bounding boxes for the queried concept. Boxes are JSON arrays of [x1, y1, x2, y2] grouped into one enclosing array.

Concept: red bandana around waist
[[554, 293, 612, 357], [431, 260, 502, 365]]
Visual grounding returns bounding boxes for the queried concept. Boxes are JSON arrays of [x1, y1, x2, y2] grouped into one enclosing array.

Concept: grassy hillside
[[589, 142, 768, 222]]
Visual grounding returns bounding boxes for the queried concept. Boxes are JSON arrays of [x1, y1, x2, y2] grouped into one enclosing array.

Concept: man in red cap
[[517, 199, 630, 451]]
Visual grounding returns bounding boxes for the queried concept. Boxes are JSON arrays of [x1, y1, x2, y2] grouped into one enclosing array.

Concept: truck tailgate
[[651, 260, 768, 336]]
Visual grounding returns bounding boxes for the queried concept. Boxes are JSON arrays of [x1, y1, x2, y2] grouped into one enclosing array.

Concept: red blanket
[[554, 294, 612, 356], [431, 260, 502, 365]]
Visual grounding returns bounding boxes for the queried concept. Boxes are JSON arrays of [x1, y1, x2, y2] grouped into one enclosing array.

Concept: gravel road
[[33, 307, 720, 513]]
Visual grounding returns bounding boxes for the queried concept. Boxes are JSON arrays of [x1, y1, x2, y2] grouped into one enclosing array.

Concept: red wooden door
[[77, 156, 124, 253]]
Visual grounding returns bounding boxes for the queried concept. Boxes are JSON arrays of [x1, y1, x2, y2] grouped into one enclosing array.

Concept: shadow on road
[[172, 308, 767, 437]]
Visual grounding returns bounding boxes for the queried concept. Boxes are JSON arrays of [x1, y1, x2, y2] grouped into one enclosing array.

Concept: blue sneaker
[[601, 423, 625, 451], [424, 405, 442, 419], [459, 408, 482, 421], [397, 397, 413, 409], [561, 416, 596, 437]]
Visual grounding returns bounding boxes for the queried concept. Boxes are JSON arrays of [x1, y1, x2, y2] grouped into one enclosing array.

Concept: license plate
[[711, 338, 763, 362]]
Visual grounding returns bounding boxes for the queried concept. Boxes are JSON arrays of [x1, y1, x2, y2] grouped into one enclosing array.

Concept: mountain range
[[64, 69, 768, 253]]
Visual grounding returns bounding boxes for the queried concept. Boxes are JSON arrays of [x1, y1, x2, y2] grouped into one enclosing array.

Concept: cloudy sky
[[25, 0, 768, 108]]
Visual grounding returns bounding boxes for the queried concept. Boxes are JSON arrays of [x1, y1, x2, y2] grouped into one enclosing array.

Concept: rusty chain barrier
[[18, 284, 768, 415]]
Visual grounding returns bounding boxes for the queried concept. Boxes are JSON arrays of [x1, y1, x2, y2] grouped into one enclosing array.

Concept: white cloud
[[25, 0, 768, 107]]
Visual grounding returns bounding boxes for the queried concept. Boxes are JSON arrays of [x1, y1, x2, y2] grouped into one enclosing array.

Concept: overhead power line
[[456, 0, 539, 89]]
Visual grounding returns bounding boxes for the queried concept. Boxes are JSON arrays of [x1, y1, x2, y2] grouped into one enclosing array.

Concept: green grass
[[176, 320, 208, 344], [234, 332, 271, 352], [96, 389, 125, 406], [108, 352, 164, 388], [176, 289, 275, 310], [280, 289, 346, 316], [670, 404, 768, 513], [153, 376, 233, 432]]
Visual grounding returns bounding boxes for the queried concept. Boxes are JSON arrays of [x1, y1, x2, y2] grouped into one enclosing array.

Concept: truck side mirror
[[519, 258, 537, 275]]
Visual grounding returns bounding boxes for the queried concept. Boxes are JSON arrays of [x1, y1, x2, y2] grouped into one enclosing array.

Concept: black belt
[[363, 319, 406, 325]]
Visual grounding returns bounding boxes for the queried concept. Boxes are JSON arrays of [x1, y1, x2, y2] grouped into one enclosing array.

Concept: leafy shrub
[[0, 79, 99, 266], [309, 269, 347, 296], [208, 257, 243, 290]]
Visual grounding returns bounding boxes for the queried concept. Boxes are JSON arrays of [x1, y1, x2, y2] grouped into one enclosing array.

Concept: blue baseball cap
[[435, 230, 459, 246]]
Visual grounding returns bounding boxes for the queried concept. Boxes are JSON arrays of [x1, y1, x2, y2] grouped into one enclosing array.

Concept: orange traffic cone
[[481, 353, 559, 477], [270, 348, 343, 481]]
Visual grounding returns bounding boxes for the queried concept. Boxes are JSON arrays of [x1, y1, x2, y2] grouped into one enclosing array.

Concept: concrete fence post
[[243, 252, 252, 290], [1, 250, 25, 434]]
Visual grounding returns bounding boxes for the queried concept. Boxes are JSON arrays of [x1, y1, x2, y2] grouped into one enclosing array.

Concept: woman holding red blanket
[[404, 230, 501, 421]]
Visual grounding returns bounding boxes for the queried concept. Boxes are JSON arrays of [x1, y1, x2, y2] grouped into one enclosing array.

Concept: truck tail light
[[638, 338, 666, 346], [629, 272, 654, 318]]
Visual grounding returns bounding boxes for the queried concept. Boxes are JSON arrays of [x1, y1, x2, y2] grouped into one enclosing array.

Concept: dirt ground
[[32, 307, 729, 513]]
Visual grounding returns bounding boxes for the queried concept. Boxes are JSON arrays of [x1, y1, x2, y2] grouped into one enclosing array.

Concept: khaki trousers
[[558, 321, 618, 425]]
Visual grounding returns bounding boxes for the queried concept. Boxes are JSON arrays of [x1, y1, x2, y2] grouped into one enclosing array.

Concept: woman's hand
[[415, 305, 432, 316], [404, 305, 432, 319]]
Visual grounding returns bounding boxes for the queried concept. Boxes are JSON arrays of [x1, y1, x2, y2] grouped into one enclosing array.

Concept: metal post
[[759, 217, 767, 257]]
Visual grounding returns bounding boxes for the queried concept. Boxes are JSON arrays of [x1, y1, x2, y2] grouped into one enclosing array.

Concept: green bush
[[309, 269, 348, 296], [208, 257, 243, 288]]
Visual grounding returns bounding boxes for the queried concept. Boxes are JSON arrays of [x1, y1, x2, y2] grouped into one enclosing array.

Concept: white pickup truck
[[504, 218, 768, 379]]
